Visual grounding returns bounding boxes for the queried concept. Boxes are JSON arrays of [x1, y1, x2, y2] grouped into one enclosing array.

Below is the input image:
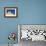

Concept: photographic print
[[4, 7, 18, 18]]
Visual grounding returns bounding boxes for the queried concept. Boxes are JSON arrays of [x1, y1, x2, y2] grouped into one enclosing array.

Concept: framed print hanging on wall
[[4, 7, 18, 18]]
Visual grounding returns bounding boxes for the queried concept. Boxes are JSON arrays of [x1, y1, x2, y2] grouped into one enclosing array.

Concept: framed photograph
[[4, 7, 18, 18]]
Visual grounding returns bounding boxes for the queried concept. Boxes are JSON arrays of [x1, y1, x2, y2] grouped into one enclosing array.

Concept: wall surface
[[0, 0, 46, 45]]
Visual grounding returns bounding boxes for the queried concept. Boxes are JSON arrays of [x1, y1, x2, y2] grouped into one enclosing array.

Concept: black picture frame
[[4, 7, 18, 18]]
